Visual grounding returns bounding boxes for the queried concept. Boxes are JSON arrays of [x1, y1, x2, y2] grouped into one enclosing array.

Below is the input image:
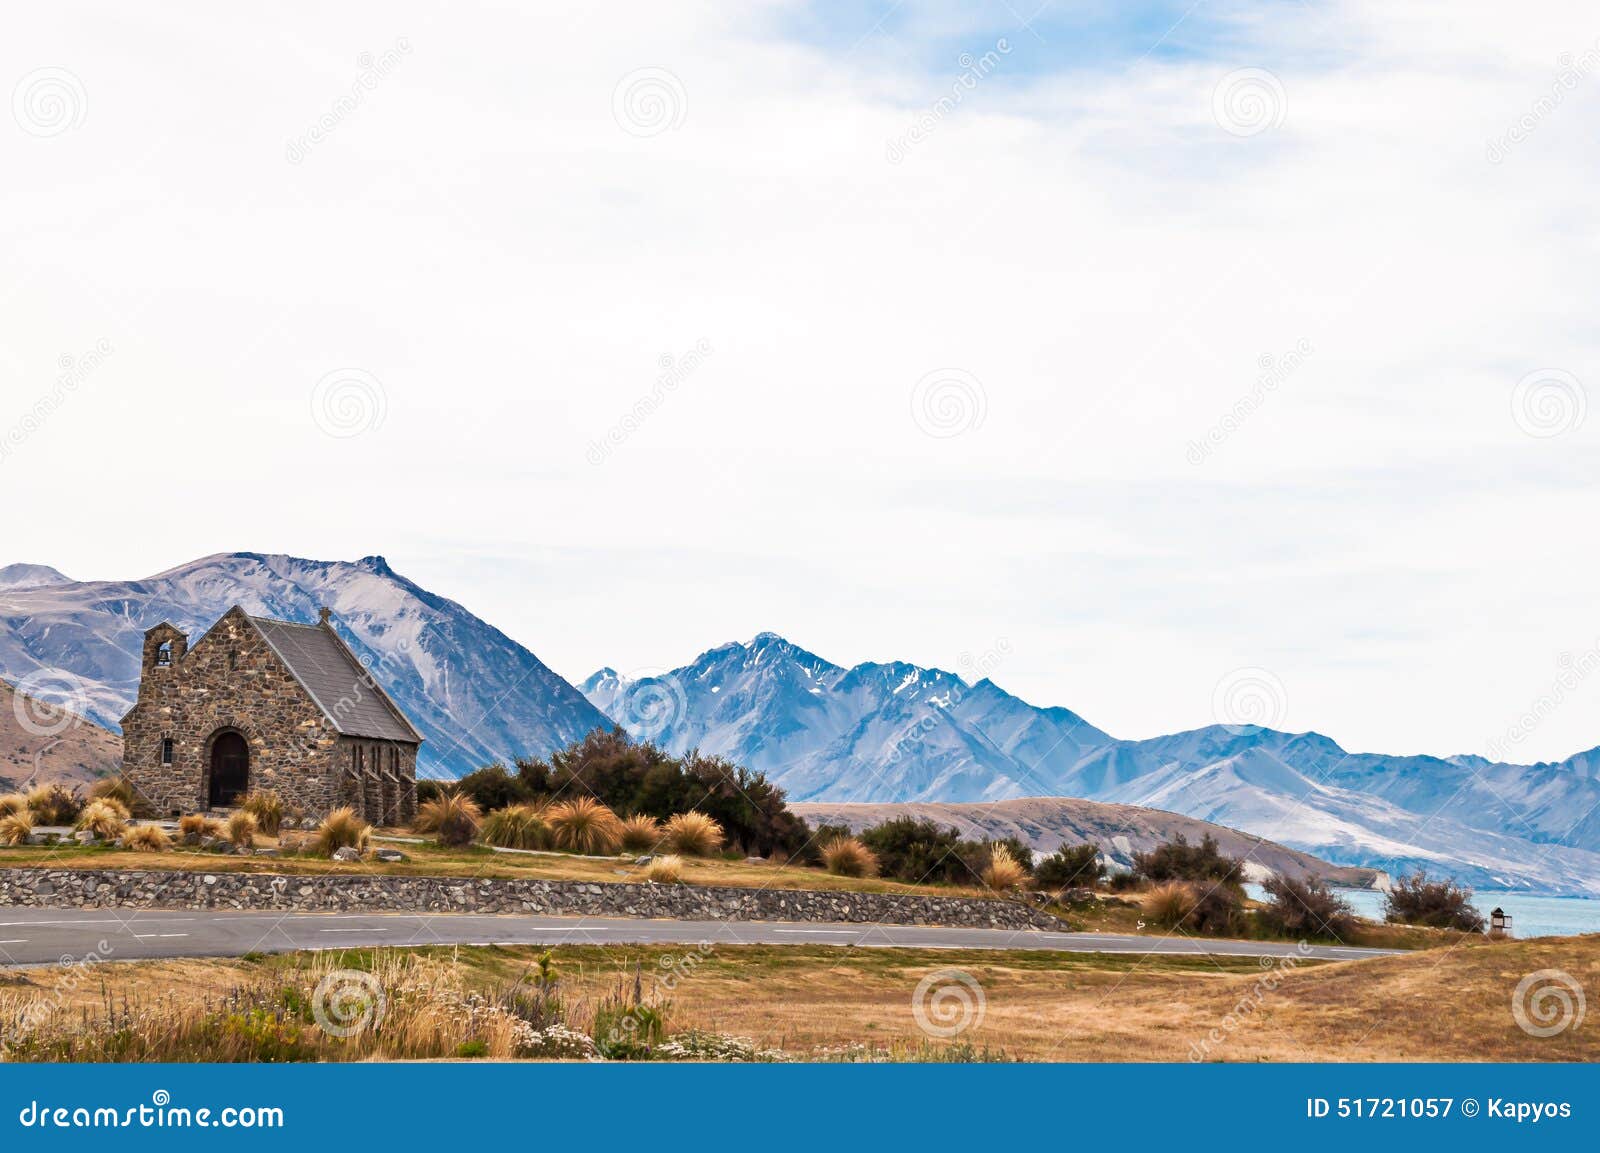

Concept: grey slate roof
[[249, 615, 422, 743]]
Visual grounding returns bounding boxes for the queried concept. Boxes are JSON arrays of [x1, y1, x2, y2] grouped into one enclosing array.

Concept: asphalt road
[[0, 908, 1403, 966]]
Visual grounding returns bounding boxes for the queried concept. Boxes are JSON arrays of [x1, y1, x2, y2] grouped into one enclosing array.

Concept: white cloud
[[3, 1, 1599, 763]]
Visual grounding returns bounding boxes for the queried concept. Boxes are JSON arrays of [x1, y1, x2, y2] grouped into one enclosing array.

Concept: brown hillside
[[0, 678, 121, 792]]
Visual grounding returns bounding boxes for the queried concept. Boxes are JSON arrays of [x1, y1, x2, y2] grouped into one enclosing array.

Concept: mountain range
[[5, 553, 1600, 894], [583, 636, 1600, 895], [0, 554, 607, 779]]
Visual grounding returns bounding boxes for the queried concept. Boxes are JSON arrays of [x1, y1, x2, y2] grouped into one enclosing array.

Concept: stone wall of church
[[121, 606, 415, 823]]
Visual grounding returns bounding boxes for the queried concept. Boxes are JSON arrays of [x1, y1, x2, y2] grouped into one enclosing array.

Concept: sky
[[3, 1, 1600, 765]]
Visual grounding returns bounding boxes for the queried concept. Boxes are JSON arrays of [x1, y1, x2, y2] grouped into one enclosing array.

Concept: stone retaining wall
[[0, 869, 1062, 932]]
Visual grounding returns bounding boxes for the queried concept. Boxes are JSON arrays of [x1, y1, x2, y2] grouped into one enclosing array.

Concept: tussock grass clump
[[661, 811, 723, 857], [642, 854, 685, 884], [981, 844, 1029, 891], [415, 791, 483, 847], [75, 799, 128, 840], [0, 812, 33, 846], [480, 803, 553, 850], [821, 837, 878, 878], [0, 793, 27, 818], [178, 813, 224, 844], [618, 814, 663, 853], [1146, 881, 1197, 928], [121, 824, 173, 853], [311, 807, 371, 857], [241, 790, 285, 837], [226, 810, 258, 849], [547, 797, 623, 856], [26, 783, 82, 826]]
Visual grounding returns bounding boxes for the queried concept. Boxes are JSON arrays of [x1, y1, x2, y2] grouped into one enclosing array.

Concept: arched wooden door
[[208, 730, 249, 807]]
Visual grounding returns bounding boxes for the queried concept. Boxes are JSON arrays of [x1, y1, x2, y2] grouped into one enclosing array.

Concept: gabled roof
[[247, 613, 423, 744]]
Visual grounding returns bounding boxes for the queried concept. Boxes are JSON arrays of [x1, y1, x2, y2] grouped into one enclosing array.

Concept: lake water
[[1242, 885, 1600, 939]]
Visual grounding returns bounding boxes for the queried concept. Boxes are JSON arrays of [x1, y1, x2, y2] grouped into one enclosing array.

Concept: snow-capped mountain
[[0, 553, 609, 778], [585, 634, 1600, 894]]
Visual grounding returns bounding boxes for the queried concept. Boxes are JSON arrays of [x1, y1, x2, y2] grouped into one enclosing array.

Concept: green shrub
[[858, 817, 966, 884], [1384, 870, 1486, 932], [1034, 843, 1106, 889], [1131, 834, 1243, 886], [454, 764, 532, 813], [1258, 873, 1357, 940]]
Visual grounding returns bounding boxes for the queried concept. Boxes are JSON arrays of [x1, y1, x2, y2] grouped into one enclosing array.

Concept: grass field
[[1, 934, 1592, 1062]]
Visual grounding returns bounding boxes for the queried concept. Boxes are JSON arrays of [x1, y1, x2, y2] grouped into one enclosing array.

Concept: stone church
[[121, 605, 422, 825]]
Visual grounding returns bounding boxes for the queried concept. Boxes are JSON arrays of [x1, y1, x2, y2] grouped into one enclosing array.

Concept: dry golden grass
[[618, 814, 663, 853], [74, 799, 128, 840], [311, 808, 371, 857], [226, 810, 258, 849], [2, 935, 1592, 1062], [121, 824, 173, 852], [0, 793, 26, 818], [177, 813, 223, 844], [414, 792, 482, 847], [642, 854, 685, 883], [480, 803, 553, 850], [981, 845, 1028, 891], [241, 791, 285, 837], [821, 837, 878, 878], [0, 812, 31, 846], [661, 811, 723, 857], [547, 798, 623, 855]]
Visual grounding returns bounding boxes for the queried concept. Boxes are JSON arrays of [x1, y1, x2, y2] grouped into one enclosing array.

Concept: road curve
[[0, 908, 1404, 967]]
